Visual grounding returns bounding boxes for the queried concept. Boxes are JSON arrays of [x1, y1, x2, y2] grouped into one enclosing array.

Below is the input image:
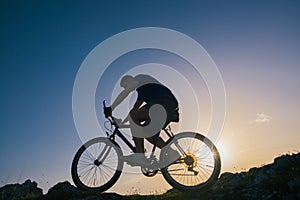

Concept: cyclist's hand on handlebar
[[104, 106, 112, 117]]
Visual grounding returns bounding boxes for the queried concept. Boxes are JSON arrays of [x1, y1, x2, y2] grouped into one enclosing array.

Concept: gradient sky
[[1, 0, 300, 194]]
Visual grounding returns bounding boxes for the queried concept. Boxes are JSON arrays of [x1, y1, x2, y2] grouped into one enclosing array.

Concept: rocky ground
[[1, 152, 299, 200]]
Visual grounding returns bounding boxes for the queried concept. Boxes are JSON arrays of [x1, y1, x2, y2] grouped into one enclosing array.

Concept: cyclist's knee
[[130, 108, 149, 123]]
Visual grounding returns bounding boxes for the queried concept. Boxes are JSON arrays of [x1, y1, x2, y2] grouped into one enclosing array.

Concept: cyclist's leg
[[129, 106, 150, 125], [129, 98, 178, 151], [129, 106, 150, 153], [144, 98, 178, 149], [146, 133, 166, 149], [133, 137, 144, 153]]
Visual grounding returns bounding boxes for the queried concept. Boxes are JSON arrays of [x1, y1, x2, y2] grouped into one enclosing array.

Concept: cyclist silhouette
[[104, 74, 179, 166], [72, 75, 221, 191]]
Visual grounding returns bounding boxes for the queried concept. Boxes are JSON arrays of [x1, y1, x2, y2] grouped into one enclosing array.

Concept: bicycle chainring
[[141, 156, 159, 177]]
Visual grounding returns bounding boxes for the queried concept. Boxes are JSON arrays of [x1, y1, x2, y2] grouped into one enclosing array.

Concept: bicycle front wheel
[[160, 132, 221, 192], [71, 137, 123, 192]]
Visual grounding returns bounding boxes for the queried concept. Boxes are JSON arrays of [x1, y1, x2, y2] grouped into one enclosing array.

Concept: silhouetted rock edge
[[0, 152, 299, 200]]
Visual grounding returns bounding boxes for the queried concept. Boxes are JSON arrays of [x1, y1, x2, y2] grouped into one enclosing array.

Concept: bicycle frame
[[105, 116, 175, 155], [72, 101, 221, 192], [108, 124, 136, 152]]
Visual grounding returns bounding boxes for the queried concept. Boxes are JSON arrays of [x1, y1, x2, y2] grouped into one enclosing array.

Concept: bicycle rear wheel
[[71, 137, 123, 192], [160, 132, 221, 192]]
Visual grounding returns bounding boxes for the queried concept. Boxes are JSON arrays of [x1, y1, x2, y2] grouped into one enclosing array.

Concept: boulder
[[288, 175, 300, 192], [0, 179, 42, 200], [44, 181, 124, 200], [45, 181, 87, 200], [273, 155, 292, 171]]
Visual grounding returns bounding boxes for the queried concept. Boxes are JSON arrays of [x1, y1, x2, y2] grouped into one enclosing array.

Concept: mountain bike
[[71, 101, 221, 192]]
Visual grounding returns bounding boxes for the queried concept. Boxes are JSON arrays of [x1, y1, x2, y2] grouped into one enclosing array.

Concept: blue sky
[[1, 0, 300, 194]]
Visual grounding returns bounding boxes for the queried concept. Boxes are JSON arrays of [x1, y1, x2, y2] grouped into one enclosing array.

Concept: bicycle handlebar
[[102, 100, 107, 109], [103, 100, 114, 120], [103, 100, 122, 128], [102, 100, 131, 129]]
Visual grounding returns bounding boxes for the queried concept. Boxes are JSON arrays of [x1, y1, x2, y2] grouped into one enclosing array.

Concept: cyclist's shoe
[[163, 148, 181, 165], [122, 153, 149, 167]]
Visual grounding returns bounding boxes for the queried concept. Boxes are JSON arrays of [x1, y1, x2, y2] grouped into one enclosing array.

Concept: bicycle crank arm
[[188, 167, 199, 175]]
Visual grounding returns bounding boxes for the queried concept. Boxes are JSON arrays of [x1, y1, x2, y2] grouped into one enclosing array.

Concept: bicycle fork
[[94, 144, 112, 166]]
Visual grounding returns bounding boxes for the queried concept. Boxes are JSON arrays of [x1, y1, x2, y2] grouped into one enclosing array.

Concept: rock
[[1, 152, 299, 200], [288, 175, 300, 192], [0, 179, 42, 200], [44, 181, 124, 200], [273, 155, 292, 171], [254, 170, 270, 185], [45, 181, 87, 200], [226, 176, 241, 188], [219, 172, 235, 181], [248, 167, 259, 174]]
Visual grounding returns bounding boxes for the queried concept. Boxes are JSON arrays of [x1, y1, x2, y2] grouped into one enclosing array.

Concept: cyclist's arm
[[111, 88, 133, 111], [111, 78, 138, 111]]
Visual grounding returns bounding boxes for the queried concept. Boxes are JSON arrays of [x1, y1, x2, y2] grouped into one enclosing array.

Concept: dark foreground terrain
[[1, 152, 299, 200]]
